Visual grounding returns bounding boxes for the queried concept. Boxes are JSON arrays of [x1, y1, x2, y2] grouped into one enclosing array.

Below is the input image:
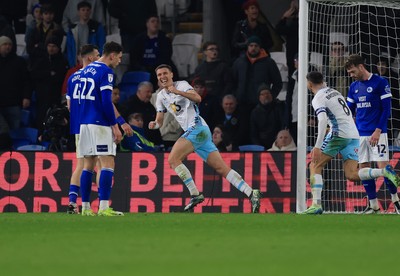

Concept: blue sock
[[80, 170, 94, 202], [99, 168, 114, 201], [384, 177, 398, 194], [362, 179, 377, 200], [68, 184, 79, 203]]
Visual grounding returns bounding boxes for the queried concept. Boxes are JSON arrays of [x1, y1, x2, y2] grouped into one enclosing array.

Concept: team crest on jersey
[[367, 87, 373, 93], [355, 89, 358, 94], [108, 74, 113, 83]]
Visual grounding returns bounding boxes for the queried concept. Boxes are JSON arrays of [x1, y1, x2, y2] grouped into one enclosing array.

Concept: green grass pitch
[[0, 213, 398, 276]]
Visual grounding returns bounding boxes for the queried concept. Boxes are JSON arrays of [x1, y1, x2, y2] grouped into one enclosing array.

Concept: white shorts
[[358, 133, 389, 163], [75, 134, 83, 158], [78, 124, 116, 156]]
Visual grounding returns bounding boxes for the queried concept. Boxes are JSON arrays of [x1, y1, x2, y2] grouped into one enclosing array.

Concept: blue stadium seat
[[238, 145, 265, 152], [119, 71, 151, 102], [9, 127, 39, 150], [17, 144, 47, 151]]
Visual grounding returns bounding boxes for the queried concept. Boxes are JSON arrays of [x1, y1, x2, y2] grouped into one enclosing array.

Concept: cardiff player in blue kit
[[78, 41, 124, 216], [345, 54, 400, 214]]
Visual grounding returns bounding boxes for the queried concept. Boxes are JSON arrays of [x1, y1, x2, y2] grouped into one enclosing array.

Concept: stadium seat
[[106, 33, 122, 44], [171, 33, 202, 78], [119, 71, 151, 102], [9, 127, 39, 150], [309, 52, 323, 72], [17, 144, 47, 151], [238, 145, 265, 152]]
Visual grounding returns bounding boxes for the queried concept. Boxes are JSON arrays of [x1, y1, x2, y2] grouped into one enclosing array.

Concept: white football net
[[304, 0, 400, 213]]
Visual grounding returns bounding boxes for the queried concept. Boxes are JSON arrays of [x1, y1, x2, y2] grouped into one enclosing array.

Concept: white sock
[[82, 202, 90, 211], [369, 198, 379, 210], [358, 168, 384, 180], [226, 170, 252, 197], [391, 193, 399, 202], [312, 174, 323, 206], [99, 200, 109, 211], [175, 164, 199, 196]]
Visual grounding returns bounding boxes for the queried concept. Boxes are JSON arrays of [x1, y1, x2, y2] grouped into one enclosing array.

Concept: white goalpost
[[297, 0, 400, 213]]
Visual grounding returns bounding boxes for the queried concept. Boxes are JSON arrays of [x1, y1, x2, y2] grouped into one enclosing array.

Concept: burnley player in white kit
[[149, 64, 261, 213], [345, 54, 400, 214], [304, 71, 399, 214]]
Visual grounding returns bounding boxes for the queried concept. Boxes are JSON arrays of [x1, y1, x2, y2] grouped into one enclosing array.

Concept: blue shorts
[[182, 125, 218, 161], [321, 134, 359, 161]]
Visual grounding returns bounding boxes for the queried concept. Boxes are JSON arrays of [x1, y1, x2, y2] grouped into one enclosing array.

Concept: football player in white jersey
[[149, 64, 262, 213], [304, 71, 399, 214]]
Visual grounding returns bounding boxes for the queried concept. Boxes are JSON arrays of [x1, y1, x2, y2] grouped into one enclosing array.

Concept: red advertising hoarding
[[0, 151, 296, 213]]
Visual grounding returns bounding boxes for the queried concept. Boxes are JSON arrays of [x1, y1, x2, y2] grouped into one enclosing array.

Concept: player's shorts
[[358, 133, 389, 163], [75, 134, 83, 158], [321, 134, 359, 161], [78, 124, 116, 156], [182, 125, 217, 161]]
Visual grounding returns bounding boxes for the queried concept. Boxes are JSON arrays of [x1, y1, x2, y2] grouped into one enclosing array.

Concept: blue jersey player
[[345, 54, 400, 214], [78, 41, 124, 216]]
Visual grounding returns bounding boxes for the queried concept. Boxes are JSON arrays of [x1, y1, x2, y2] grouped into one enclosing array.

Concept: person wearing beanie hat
[[0, 36, 12, 48], [26, 3, 42, 32], [232, 0, 273, 58], [249, 82, 284, 150], [247, 35, 262, 46]]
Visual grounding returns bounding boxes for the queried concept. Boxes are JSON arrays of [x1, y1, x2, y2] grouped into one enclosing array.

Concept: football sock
[[311, 174, 323, 206], [362, 179, 377, 203], [99, 200, 109, 211], [358, 168, 384, 180], [226, 169, 252, 197], [68, 184, 79, 203], [175, 164, 199, 196], [80, 169, 93, 209], [99, 168, 114, 201]]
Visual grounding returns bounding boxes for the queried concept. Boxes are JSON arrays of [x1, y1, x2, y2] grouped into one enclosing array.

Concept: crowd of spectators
[[3, 0, 396, 152]]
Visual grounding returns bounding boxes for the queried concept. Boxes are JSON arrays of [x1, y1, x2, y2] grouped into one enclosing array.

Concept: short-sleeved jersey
[[155, 81, 207, 131], [347, 74, 391, 135], [66, 68, 83, 134], [78, 61, 116, 126], [312, 87, 359, 139]]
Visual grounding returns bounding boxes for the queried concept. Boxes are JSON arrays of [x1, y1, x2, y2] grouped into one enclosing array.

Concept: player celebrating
[[78, 41, 123, 216], [149, 64, 262, 213], [304, 71, 399, 215], [345, 54, 400, 214]]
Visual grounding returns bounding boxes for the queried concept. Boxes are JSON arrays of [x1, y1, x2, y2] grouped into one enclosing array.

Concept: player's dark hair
[[155, 64, 172, 73], [80, 44, 99, 57], [345, 54, 365, 69], [306, 71, 324, 84], [77, 1, 91, 10], [102, 41, 123, 55]]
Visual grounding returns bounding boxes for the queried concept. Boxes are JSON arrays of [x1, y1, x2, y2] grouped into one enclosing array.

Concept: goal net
[[298, 0, 400, 213]]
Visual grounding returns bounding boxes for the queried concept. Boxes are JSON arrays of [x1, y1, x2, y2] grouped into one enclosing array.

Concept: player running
[[303, 71, 399, 214], [149, 64, 262, 213]]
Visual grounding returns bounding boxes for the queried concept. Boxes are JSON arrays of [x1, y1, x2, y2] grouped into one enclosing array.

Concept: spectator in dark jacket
[[129, 14, 177, 87], [193, 41, 234, 99], [232, 35, 282, 114], [29, 35, 68, 134], [250, 84, 284, 149], [231, 0, 273, 58], [0, 36, 31, 148], [25, 4, 64, 62]]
